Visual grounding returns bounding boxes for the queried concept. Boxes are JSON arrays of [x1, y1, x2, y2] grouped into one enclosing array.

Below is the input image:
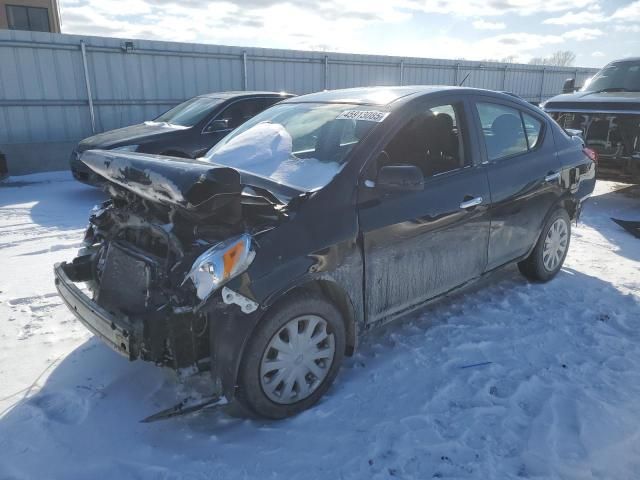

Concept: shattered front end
[[55, 150, 282, 380]]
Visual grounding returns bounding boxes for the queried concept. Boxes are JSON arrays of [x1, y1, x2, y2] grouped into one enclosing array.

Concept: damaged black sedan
[[55, 86, 596, 419]]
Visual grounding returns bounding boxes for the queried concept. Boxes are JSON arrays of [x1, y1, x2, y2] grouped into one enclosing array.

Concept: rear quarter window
[[522, 113, 543, 149]]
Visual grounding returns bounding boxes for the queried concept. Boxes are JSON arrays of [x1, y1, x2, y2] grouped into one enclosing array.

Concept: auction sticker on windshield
[[336, 110, 390, 122]]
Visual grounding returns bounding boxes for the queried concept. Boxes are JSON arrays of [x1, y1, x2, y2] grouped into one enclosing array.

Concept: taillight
[[583, 147, 598, 164]]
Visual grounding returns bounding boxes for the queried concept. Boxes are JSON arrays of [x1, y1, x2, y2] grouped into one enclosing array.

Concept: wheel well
[[277, 280, 357, 357], [559, 196, 578, 220]]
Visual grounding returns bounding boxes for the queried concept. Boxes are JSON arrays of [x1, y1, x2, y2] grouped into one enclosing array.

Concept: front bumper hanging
[[54, 262, 140, 359]]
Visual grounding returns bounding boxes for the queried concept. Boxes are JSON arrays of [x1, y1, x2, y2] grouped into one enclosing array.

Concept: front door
[[358, 99, 491, 325]]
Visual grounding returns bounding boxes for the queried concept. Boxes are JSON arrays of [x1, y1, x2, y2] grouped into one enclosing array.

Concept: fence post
[[539, 67, 546, 103], [501, 65, 508, 91], [399, 60, 404, 86], [242, 51, 248, 91], [454, 63, 459, 86], [324, 55, 329, 90], [80, 40, 96, 134]]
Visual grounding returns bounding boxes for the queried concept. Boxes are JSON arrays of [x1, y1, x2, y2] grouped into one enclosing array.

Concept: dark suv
[[70, 91, 293, 185], [55, 87, 595, 419], [543, 58, 640, 182]]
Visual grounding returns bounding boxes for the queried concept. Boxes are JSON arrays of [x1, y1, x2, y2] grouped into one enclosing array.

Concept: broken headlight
[[184, 234, 255, 301]]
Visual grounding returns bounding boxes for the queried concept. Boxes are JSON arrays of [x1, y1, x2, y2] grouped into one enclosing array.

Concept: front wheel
[[518, 208, 571, 282], [236, 292, 345, 419]]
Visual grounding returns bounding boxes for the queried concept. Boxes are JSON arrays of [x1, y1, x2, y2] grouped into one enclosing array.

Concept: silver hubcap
[[543, 218, 568, 271], [260, 315, 335, 404]]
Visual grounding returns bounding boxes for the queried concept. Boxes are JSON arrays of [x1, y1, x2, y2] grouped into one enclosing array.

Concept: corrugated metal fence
[[0, 29, 598, 175]]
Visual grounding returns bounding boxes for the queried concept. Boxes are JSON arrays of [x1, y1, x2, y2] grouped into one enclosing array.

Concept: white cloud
[[59, 0, 412, 50], [56, 0, 614, 67], [472, 19, 506, 30], [591, 51, 604, 57], [403, 0, 598, 17], [376, 32, 565, 64], [562, 27, 604, 41], [610, 0, 640, 21], [614, 24, 640, 33], [543, 10, 607, 25], [544, 1, 640, 26]]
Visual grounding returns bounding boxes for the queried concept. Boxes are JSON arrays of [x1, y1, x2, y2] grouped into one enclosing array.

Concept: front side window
[[216, 99, 267, 130], [6, 5, 50, 32], [204, 103, 380, 191], [476, 103, 528, 161], [154, 97, 223, 127], [383, 102, 468, 176]]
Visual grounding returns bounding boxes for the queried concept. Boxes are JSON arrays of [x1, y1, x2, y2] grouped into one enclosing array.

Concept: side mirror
[[562, 78, 575, 94], [376, 164, 424, 192], [204, 118, 231, 133]]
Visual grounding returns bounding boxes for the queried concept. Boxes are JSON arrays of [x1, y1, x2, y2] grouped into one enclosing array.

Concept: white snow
[[1, 174, 639, 479], [208, 122, 340, 191]]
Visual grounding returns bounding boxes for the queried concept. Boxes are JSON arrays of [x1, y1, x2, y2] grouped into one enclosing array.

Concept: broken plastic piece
[[221, 286, 259, 313]]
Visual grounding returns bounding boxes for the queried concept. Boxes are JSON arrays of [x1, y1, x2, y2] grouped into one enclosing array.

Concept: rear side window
[[476, 103, 528, 161]]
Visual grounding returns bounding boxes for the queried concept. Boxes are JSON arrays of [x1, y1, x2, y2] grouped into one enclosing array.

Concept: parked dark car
[[55, 86, 596, 419], [70, 91, 293, 185], [543, 58, 640, 182]]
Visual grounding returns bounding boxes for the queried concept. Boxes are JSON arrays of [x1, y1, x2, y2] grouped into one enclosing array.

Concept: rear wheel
[[518, 208, 571, 282], [236, 292, 345, 419]]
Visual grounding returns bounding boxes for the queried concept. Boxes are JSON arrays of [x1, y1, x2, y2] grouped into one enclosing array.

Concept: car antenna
[[458, 72, 471, 87]]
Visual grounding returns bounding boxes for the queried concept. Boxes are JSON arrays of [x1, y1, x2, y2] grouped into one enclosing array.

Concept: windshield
[[203, 103, 384, 191], [582, 60, 640, 93], [153, 97, 222, 127]]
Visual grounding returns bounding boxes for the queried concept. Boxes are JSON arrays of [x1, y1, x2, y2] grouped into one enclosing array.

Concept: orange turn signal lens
[[223, 241, 245, 279]]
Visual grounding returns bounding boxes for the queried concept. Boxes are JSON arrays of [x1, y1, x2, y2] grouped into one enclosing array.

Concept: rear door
[[472, 97, 563, 269], [358, 97, 492, 324]]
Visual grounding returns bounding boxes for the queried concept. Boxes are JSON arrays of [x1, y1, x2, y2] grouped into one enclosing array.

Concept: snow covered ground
[[0, 172, 639, 479]]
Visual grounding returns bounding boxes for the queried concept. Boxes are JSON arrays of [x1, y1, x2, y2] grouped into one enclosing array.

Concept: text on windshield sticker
[[336, 110, 390, 122]]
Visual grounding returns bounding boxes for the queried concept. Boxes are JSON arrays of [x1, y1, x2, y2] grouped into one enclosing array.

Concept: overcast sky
[[59, 0, 639, 67]]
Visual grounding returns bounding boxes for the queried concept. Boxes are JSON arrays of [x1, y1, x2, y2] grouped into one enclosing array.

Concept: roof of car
[[200, 91, 294, 100], [280, 86, 521, 107]]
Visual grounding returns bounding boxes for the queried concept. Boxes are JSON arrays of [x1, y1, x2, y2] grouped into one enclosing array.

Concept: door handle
[[459, 196, 483, 209], [545, 171, 561, 183]]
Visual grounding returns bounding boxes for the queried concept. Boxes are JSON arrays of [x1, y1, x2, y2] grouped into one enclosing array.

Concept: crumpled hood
[[544, 91, 640, 113], [78, 122, 187, 152], [80, 149, 242, 216]]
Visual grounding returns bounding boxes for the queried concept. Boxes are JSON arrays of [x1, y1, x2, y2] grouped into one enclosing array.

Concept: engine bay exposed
[[551, 112, 640, 161], [62, 181, 285, 370]]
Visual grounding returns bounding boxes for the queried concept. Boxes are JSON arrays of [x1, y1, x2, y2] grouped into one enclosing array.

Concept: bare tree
[[548, 50, 576, 67], [529, 51, 576, 67]]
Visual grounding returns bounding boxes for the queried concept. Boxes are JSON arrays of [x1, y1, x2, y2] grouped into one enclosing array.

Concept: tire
[[236, 291, 346, 419], [518, 208, 571, 282]]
